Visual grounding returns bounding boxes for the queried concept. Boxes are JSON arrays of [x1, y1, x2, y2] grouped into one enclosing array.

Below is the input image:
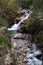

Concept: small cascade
[[26, 43, 42, 65], [8, 10, 30, 31], [8, 23, 18, 30]]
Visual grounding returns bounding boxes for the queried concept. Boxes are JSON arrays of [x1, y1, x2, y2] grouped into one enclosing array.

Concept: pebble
[[12, 42, 17, 48], [23, 58, 27, 62]]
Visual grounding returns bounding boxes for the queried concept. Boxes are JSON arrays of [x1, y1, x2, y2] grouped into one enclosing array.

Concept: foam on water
[[27, 44, 42, 65], [8, 24, 18, 30]]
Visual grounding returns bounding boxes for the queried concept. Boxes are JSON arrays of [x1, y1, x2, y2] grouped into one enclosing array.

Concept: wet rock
[[36, 54, 42, 59], [40, 56, 43, 60], [36, 42, 43, 52]]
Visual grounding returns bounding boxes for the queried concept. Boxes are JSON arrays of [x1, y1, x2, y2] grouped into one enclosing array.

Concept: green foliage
[[16, 0, 33, 9], [33, 0, 43, 10], [0, 36, 11, 47], [16, 0, 43, 10], [25, 18, 42, 33], [0, 0, 15, 6], [36, 31, 43, 42], [0, 0, 19, 27], [0, 17, 8, 27], [24, 10, 43, 42]]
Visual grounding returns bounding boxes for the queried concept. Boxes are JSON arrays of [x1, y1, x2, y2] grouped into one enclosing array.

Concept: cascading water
[[8, 10, 30, 30], [27, 44, 42, 65]]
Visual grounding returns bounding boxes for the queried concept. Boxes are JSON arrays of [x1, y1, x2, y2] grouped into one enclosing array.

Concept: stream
[[8, 9, 30, 30], [8, 9, 43, 65]]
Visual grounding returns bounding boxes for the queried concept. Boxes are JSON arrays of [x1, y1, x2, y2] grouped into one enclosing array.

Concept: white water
[[27, 44, 42, 65], [8, 10, 30, 30]]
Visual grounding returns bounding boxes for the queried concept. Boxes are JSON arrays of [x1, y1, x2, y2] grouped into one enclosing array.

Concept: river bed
[[11, 31, 43, 65], [8, 9, 43, 65]]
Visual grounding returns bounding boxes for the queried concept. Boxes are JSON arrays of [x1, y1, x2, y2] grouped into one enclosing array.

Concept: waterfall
[[8, 10, 30, 30]]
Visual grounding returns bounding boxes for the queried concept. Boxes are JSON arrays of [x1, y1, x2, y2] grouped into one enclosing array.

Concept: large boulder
[[13, 33, 32, 40], [13, 33, 25, 39]]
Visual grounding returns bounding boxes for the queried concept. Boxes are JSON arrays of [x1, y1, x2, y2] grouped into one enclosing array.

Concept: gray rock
[[13, 33, 30, 40], [13, 33, 25, 39]]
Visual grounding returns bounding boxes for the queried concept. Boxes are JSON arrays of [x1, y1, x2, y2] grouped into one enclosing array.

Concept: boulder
[[13, 33, 31, 40], [13, 33, 25, 39]]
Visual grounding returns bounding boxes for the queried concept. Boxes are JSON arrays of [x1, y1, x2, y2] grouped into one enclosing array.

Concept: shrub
[[0, 17, 8, 27]]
